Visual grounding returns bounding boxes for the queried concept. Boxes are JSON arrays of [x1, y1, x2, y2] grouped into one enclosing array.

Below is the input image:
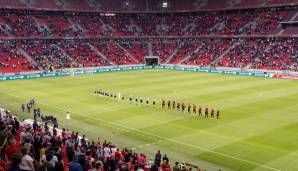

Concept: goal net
[[144, 56, 160, 66]]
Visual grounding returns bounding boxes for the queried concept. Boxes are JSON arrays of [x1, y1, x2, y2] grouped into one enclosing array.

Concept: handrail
[[0, 34, 297, 41]]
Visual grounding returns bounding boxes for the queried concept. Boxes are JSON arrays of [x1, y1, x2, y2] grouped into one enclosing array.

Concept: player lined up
[[162, 99, 220, 119], [129, 95, 156, 107], [95, 90, 221, 119], [94, 90, 118, 99], [95, 90, 156, 106]]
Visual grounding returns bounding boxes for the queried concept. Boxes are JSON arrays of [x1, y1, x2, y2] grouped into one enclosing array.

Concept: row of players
[[161, 99, 220, 119], [95, 90, 221, 119], [95, 90, 159, 106]]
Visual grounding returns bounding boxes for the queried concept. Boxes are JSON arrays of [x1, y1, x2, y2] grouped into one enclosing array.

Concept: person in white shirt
[[20, 146, 35, 171], [41, 151, 58, 168], [103, 146, 110, 159]]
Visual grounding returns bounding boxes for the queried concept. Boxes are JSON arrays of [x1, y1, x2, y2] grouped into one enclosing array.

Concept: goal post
[[144, 56, 160, 66]]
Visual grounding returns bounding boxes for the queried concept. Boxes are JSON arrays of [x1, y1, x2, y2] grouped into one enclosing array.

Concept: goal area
[[144, 56, 160, 66]]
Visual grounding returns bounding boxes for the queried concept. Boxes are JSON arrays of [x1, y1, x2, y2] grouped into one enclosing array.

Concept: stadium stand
[[0, 7, 297, 38], [1, 37, 296, 73], [216, 38, 298, 71], [0, 0, 297, 169], [0, 41, 36, 74]]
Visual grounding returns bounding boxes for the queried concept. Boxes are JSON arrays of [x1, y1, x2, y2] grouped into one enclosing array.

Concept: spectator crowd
[[0, 109, 203, 171], [0, 5, 297, 74], [1, 37, 297, 74]]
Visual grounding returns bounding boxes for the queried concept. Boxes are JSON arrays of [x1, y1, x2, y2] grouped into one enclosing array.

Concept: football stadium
[[0, 1, 297, 171]]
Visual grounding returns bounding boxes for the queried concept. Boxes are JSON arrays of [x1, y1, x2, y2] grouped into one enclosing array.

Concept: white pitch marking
[[4, 92, 281, 171]]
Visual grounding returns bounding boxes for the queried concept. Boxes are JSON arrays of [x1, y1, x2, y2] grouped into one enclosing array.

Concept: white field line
[[3, 92, 281, 171]]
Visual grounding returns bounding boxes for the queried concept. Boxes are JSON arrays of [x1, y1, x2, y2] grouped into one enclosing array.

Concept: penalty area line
[[3, 92, 281, 171]]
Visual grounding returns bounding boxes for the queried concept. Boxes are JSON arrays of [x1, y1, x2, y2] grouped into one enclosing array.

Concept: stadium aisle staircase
[[61, 144, 69, 171]]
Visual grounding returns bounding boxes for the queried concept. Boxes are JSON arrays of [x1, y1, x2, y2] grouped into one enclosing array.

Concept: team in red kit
[[161, 99, 220, 119]]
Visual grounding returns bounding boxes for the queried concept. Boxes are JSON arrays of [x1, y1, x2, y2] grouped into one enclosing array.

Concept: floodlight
[[162, 2, 168, 8]]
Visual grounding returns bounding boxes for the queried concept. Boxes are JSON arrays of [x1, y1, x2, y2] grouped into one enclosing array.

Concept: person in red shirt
[[129, 160, 134, 171], [5, 137, 20, 161], [61, 128, 66, 143], [44, 122, 49, 132], [71, 131, 75, 143], [198, 106, 202, 116], [36, 126, 42, 133], [115, 148, 122, 161], [53, 126, 57, 137], [211, 108, 214, 118], [204, 106, 209, 118], [192, 104, 197, 114], [161, 160, 171, 171], [216, 109, 220, 119], [121, 148, 127, 158]]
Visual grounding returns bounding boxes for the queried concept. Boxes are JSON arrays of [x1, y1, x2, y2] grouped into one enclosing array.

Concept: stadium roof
[[0, 0, 297, 13]]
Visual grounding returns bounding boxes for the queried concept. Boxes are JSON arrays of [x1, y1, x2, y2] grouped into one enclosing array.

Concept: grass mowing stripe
[[0, 70, 297, 171], [0, 91, 281, 171]]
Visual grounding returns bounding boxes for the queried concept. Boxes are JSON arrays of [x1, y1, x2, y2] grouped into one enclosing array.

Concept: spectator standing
[[20, 146, 35, 171], [69, 155, 83, 171], [154, 150, 161, 166], [173, 161, 180, 171], [8, 152, 23, 171], [5, 137, 20, 161]]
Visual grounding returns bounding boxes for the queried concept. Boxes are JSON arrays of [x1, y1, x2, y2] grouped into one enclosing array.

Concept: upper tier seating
[[0, 0, 297, 12], [0, 8, 297, 38]]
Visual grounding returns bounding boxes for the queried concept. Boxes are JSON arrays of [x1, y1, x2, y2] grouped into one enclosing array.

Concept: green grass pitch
[[0, 69, 298, 171]]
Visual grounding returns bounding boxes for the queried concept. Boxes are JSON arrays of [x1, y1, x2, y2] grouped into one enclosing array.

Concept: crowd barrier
[[0, 65, 297, 81]]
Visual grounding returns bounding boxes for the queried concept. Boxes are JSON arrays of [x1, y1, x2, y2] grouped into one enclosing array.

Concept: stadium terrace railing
[[1, 65, 298, 81], [0, 34, 298, 40]]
